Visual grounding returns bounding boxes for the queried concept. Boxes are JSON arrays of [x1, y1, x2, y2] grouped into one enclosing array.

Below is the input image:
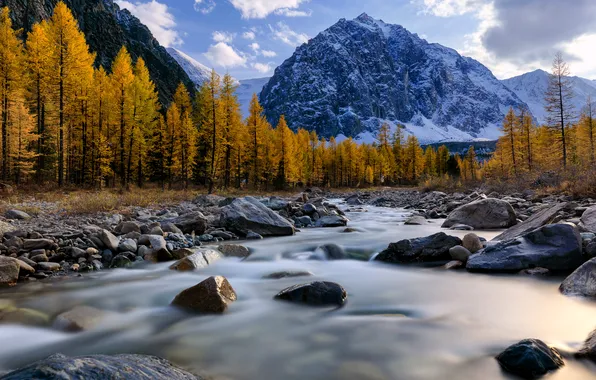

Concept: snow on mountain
[[259, 13, 527, 144], [237, 77, 271, 118], [502, 69, 596, 124], [166, 47, 212, 87]]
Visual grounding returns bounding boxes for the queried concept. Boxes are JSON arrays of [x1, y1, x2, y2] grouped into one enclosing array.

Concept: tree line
[[0, 2, 468, 191]]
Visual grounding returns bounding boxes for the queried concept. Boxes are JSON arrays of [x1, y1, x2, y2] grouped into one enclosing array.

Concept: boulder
[[169, 249, 222, 272], [0, 257, 19, 287], [315, 215, 349, 228], [171, 211, 208, 235], [576, 328, 596, 361], [494, 203, 567, 241], [467, 224, 584, 273], [218, 244, 250, 258], [462, 233, 483, 253], [274, 281, 347, 307], [449, 246, 472, 262], [220, 197, 294, 237], [5, 209, 31, 220], [580, 205, 596, 234], [53, 306, 113, 332], [0, 354, 202, 380], [442, 198, 517, 230], [375, 233, 462, 263], [496, 339, 564, 379], [98, 229, 119, 252], [559, 258, 596, 298], [404, 215, 427, 225], [171, 276, 237, 313], [23, 238, 57, 251]]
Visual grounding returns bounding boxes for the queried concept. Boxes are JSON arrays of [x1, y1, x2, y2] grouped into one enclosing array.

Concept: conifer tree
[[502, 107, 518, 175], [220, 74, 243, 189], [246, 93, 268, 188], [9, 100, 37, 184], [274, 115, 295, 189]]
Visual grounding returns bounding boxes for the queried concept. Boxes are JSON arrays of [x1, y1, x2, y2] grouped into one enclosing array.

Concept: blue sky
[[115, 0, 596, 80]]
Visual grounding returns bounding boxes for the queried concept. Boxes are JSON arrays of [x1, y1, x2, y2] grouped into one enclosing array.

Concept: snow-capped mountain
[[167, 48, 212, 87], [502, 69, 596, 124], [237, 78, 271, 118], [259, 13, 527, 144]]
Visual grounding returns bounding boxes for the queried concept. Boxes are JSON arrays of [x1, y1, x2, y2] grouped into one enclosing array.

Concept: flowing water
[[0, 202, 595, 379]]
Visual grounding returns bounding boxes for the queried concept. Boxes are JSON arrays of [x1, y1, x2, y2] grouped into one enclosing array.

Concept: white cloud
[[274, 8, 312, 17], [253, 62, 273, 74], [243, 31, 256, 40], [413, 0, 479, 17], [269, 22, 309, 46], [115, 0, 182, 47], [249, 42, 261, 52], [194, 0, 216, 14], [212, 31, 235, 43], [262, 50, 277, 57], [229, 0, 309, 19], [203, 42, 247, 68]]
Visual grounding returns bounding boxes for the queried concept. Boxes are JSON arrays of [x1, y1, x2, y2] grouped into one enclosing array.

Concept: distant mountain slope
[[237, 77, 271, 118], [259, 13, 527, 143], [3, 0, 194, 105], [502, 69, 596, 124], [167, 47, 212, 87]]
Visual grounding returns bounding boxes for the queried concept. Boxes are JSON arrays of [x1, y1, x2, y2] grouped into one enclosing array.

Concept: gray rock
[[576, 328, 596, 361], [0, 353, 202, 380], [496, 339, 564, 379], [494, 203, 567, 241], [262, 270, 314, 279], [462, 233, 483, 253], [117, 221, 141, 235], [220, 197, 295, 237], [169, 249, 222, 271], [171, 211, 208, 235], [218, 244, 250, 258], [274, 281, 347, 307], [98, 229, 119, 252], [31, 254, 49, 263], [171, 276, 237, 313], [375, 233, 462, 263], [404, 215, 427, 225], [303, 203, 317, 215], [264, 197, 289, 211], [442, 198, 517, 230], [246, 230, 263, 240], [315, 215, 349, 228], [149, 226, 165, 236], [559, 258, 596, 298], [295, 215, 313, 226], [585, 241, 596, 259], [23, 238, 57, 251], [161, 222, 183, 234], [467, 224, 584, 273], [16, 259, 35, 275], [138, 235, 167, 250], [5, 209, 31, 220], [110, 254, 132, 269], [53, 306, 114, 332], [580, 205, 596, 234], [449, 246, 472, 262], [118, 238, 138, 253], [37, 262, 61, 272], [0, 220, 16, 238], [0, 257, 19, 287]]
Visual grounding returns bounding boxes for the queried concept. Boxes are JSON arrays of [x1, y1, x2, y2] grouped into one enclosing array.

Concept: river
[[0, 201, 594, 379]]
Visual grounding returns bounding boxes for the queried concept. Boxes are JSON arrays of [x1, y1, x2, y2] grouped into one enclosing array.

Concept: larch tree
[[274, 115, 295, 189], [9, 100, 37, 184], [246, 93, 268, 188], [545, 52, 575, 168], [517, 107, 534, 172], [220, 74, 243, 189], [579, 96, 595, 165], [502, 107, 518, 175], [404, 135, 423, 182]]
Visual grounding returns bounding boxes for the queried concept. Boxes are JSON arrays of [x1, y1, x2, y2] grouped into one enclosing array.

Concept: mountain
[[237, 77, 271, 118], [167, 47, 211, 87], [259, 13, 527, 143], [3, 0, 194, 105], [502, 69, 596, 124]]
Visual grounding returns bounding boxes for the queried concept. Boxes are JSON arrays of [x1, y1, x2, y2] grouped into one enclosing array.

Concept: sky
[[114, 0, 596, 81]]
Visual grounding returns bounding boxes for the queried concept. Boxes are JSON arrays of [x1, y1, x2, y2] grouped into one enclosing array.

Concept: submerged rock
[[0, 353, 202, 379], [220, 197, 295, 237], [559, 258, 596, 298], [274, 281, 347, 307], [0, 307, 49, 327], [576, 328, 596, 361], [442, 198, 517, 230], [171, 276, 237, 313], [496, 339, 564, 379], [262, 270, 315, 279], [375, 233, 462, 263], [53, 306, 114, 332]]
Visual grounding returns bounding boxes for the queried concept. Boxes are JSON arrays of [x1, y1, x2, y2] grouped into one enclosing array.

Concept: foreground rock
[[375, 233, 462, 263], [559, 258, 596, 298], [0, 257, 19, 287], [274, 281, 347, 307], [220, 197, 294, 237], [442, 198, 517, 230], [496, 339, 564, 379], [494, 203, 567, 241], [576, 328, 596, 361], [0, 353, 202, 379], [467, 224, 584, 273], [171, 276, 237, 313]]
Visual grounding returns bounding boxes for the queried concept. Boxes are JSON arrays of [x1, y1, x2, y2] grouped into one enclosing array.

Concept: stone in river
[[375, 233, 462, 263], [98, 229, 119, 252], [462, 233, 483, 253], [171, 276, 237, 313], [53, 306, 114, 332], [404, 215, 427, 225], [559, 257, 596, 298], [109, 254, 132, 269], [0, 354, 202, 380], [0, 307, 49, 327], [218, 244, 250, 258], [449, 245, 472, 262], [262, 270, 315, 279], [220, 197, 294, 237], [576, 328, 596, 361], [274, 281, 347, 307], [496, 339, 564, 379], [315, 215, 349, 228], [442, 198, 517, 230], [169, 249, 222, 272]]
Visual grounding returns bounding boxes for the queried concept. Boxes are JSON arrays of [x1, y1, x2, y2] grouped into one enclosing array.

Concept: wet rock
[[218, 244, 250, 258], [295, 215, 312, 227], [98, 229, 119, 252], [316, 244, 347, 260], [467, 224, 584, 273], [346, 195, 363, 205], [576, 328, 596, 361], [110, 254, 132, 269], [171, 248, 194, 260], [37, 262, 60, 272], [496, 339, 564, 379], [303, 203, 317, 215], [0, 257, 19, 287], [442, 198, 517, 230], [404, 215, 427, 225], [315, 215, 349, 228], [5, 209, 31, 220], [262, 270, 315, 279], [494, 203, 567, 241], [0, 307, 49, 326], [53, 306, 114, 332], [443, 260, 464, 270], [449, 246, 472, 262], [559, 258, 596, 298], [171, 211, 208, 235], [520, 267, 550, 276], [169, 249, 222, 271], [246, 230, 263, 240], [375, 233, 462, 263], [171, 276, 237, 313], [0, 353, 202, 380], [264, 197, 289, 211], [67, 247, 87, 260], [462, 233, 483, 253], [23, 238, 57, 251], [274, 281, 347, 307], [220, 197, 295, 237], [118, 238, 137, 253]]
